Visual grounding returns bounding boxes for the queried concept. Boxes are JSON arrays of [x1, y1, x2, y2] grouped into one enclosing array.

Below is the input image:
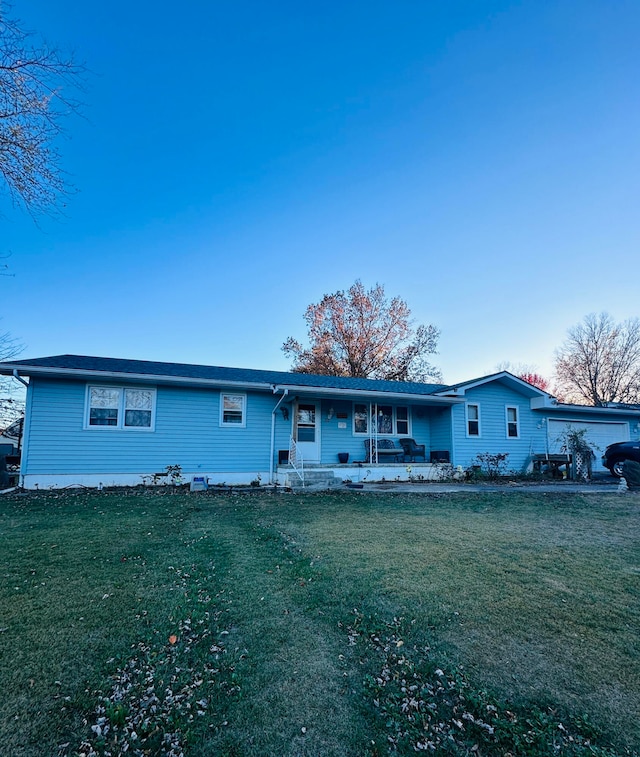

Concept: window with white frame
[[466, 403, 480, 436], [506, 406, 519, 438], [352, 403, 410, 435], [220, 393, 246, 426], [354, 403, 369, 434], [87, 386, 155, 429], [396, 406, 409, 435]]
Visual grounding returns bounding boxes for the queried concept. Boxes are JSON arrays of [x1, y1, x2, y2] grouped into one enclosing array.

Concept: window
[[87, 386, 155, 429], [467, 404, 480, 436], [352, 403, 410, 435], [354, 403, 369, 434], [376, 405, 393, 434], [296, 403, 316, 442], [506, 406, 519, 438], [396, 406, 409, 435], [220, 393, 246, 426]]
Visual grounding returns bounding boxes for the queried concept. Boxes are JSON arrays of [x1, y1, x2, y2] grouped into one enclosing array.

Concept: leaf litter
[[74, 565, 242, 757]]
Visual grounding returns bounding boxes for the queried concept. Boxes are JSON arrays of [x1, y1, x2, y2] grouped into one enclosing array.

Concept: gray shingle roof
[[0, 354, 447, 397]]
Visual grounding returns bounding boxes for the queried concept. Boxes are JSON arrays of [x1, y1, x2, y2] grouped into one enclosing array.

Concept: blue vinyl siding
[[317, 400, 357, 463], [23, 381, 453, 475], [409, 407, 431, 455], [452, 383, 547, 471], [427, 407, 453, 459], [24, 378, 279, 475], [21, 372, 640, 482]]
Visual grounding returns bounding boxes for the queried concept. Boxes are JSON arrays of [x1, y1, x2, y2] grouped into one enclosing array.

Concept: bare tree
[[495, 361, 550, 391], [0, 326, 23, 427], [282, 280, 441, 382], [0, 5, 84, 215], [553, 313, 640, 406]]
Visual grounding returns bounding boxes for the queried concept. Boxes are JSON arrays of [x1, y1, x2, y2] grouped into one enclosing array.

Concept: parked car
[[602, 441, 640, 477], [0, 417, 22, 453]]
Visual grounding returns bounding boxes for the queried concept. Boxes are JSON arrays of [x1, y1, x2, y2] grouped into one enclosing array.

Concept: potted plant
[[338, 452, 349, 464]]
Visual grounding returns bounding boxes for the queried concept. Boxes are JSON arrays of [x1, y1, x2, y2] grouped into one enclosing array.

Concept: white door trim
[[295, 401, 321, 462]]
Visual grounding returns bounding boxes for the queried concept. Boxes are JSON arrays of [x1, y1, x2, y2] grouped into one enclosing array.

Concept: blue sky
[[2, 0, 639, 384]]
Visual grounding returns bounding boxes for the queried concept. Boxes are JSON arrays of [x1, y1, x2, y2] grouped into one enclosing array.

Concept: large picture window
[[87, 386, 155, 430], [352, 403, 411, 436]]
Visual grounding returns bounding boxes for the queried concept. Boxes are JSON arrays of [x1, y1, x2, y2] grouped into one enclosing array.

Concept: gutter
[[0, 365, 274, 392], [269, 388, 289, 483]]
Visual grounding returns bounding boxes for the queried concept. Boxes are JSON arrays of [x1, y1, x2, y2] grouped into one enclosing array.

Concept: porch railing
[[288, 436, 305, 485]]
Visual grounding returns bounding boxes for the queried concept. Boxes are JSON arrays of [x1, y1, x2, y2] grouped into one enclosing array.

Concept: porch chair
[[398, 438, 426, 462]]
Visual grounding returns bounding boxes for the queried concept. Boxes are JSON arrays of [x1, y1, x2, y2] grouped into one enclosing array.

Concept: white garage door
[[548, 419, 630, 471]]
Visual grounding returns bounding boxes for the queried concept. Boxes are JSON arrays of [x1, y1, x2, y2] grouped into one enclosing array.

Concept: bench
[[364, 439, 404, 463], [531, 453, 572, 479]]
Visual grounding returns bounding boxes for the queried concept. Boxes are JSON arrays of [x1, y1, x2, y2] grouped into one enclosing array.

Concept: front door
[[295, 402, 320, 462]]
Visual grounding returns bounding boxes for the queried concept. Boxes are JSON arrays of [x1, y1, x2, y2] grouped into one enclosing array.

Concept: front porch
[[275, 461, 457, 488]]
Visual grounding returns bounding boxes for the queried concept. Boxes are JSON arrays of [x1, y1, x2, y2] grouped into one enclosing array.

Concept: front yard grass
[[0, 488, 638, 756]]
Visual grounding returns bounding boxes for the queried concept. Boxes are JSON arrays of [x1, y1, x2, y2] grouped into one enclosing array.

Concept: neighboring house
[[0, 416, 23, 453], [1, 354, 639, 489]]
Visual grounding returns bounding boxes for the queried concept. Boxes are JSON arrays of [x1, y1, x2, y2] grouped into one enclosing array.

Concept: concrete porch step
[[283, 468, 341, 490]]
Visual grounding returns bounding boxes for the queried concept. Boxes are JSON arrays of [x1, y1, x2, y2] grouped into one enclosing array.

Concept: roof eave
[[435, 371, 550, 399], [273, 384, 464, 404], [1, 364, 274, 391], [2, 364, 464, 403]]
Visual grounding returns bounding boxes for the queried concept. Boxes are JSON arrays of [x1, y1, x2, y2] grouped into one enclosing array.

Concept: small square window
[[124, 389, 153, 428], [89, 387, 120, 426], [221, 393, 246, 426]]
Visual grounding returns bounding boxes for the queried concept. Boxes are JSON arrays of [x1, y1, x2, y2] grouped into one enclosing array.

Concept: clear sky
[[2, 0, 639, 385]]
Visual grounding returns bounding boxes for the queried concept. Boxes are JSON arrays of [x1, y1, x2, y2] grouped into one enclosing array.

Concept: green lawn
[[1, 488, 639, 756]]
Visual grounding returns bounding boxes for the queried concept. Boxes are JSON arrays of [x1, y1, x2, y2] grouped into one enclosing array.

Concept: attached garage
[[547, 419, 630, 472]]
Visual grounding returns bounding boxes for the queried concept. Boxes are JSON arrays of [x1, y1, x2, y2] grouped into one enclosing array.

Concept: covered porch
[[270, 383, 462, 482]]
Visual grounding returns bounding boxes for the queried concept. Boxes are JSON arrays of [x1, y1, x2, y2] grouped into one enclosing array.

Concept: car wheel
[[608, 458, 626, 478]]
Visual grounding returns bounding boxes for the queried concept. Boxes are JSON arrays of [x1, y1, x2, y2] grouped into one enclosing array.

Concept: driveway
[[352, 472, 625, 494]]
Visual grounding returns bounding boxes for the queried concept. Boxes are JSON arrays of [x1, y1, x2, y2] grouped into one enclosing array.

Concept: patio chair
[[398, 438, 426, 462]]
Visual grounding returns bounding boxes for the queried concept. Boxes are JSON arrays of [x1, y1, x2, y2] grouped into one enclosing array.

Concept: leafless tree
[[495, 361, 550, 391], [282, 280, 441, 382], [0, 325, 23, 427], [553, 313, 640, 406], [0, 5, 84, 215]]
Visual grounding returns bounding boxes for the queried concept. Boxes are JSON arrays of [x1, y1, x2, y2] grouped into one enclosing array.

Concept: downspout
[[12, 369, 28, 388], [12, 370, 28, 454], [449, 405, 456, 468], [12, 370, 30, 486], [270, 388, 289, 483]]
